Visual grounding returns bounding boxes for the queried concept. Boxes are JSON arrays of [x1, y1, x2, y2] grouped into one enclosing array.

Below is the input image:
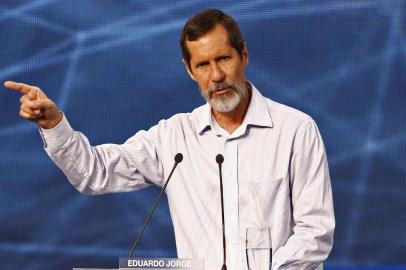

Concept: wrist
[[39, 111, 63, 129]]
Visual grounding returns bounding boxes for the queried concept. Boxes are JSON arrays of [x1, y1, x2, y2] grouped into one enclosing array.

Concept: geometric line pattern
[[0, 1, 405, 269]]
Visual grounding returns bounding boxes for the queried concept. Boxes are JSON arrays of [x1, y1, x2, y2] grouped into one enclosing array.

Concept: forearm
[[271, 211, 335, 270], [39, 115, 159, 194]]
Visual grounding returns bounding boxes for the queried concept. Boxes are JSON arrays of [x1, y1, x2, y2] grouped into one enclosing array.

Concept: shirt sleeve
[[39, 115, 164, 195], [272, 120, 335, 270]]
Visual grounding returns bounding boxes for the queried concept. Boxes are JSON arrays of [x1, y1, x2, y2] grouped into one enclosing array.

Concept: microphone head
[[174, 153, 183, 163], [216, 154, 224, 164]]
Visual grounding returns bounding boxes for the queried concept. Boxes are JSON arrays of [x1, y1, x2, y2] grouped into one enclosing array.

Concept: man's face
[[184, 24, 249, 113]]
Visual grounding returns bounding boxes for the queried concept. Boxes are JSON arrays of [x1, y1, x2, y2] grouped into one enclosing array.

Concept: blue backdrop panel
[[0, 1, 405, 269]]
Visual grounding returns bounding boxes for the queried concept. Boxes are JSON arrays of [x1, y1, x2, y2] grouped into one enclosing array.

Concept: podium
[[73, 258, 204, 270]]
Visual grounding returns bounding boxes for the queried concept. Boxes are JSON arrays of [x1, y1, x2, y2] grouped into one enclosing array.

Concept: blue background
[[0, 1, 405, 269]]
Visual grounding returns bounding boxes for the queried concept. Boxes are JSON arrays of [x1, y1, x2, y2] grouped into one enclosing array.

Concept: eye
[[218, 56, 231, 62], [196, 61, 209, 69]]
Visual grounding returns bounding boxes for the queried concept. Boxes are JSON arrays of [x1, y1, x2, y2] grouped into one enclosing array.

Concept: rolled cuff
[[38, 114, 74, 148]]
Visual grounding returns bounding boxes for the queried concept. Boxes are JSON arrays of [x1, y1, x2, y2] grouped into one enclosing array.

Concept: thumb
[[27, 89, 37, 100], [36, 89, 48, 100], [26, 87, 48, 101]]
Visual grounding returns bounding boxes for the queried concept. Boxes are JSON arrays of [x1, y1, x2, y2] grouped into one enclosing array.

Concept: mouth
[[211, 87, 232, 96]]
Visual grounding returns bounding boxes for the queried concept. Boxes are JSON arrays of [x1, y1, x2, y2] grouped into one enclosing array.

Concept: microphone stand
[[216, 154, 227, 270], [128, 153, 183, 258]]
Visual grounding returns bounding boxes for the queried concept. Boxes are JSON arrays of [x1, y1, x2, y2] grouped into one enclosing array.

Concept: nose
[[210, 63, 225, 82]]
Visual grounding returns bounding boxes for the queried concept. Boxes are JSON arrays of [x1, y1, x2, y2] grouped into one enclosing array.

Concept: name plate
[[119, 258, 203, 269]]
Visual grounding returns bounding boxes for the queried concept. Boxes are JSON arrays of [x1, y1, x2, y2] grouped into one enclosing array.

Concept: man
[[5, 9, 334, 270]]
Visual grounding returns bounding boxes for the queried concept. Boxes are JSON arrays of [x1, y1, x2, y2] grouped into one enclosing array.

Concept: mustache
[[208, 82, 235, 94]]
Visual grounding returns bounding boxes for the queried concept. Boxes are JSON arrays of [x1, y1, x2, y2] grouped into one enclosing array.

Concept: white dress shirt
[[40, 84, 335, 270]]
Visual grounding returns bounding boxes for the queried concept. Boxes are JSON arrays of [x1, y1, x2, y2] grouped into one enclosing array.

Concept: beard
[[200, 80, 247, 113]]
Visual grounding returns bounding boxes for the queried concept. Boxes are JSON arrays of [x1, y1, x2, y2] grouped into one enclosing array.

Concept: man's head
[[180, 9, 246, 70], [180, 9, 249, 113]]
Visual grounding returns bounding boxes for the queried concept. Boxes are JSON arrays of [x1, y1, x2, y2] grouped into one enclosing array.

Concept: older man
[[5, 9, 334, 270]]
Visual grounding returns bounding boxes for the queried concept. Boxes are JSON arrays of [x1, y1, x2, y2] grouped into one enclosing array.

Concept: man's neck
[[212, 82, 252, 134]]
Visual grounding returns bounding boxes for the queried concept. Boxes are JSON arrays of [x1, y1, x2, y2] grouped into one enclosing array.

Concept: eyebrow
[[195, 60, 209, 68], [215, 55, 231, 61], [195, 54, 232, 68]]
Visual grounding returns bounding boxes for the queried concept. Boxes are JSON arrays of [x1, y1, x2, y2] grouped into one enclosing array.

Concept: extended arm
[[5, 81, 164, 194]]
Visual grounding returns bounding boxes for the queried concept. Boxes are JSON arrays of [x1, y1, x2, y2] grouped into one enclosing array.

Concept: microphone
[[128, 153, 183, 258], [216, 154, 227, 270]]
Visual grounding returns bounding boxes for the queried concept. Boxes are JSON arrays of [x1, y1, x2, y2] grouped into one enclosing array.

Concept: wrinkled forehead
[[186, 25, 234, 62]]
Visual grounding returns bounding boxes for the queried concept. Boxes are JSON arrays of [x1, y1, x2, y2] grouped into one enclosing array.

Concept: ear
[[242, 44, 249, 65], [182, 59, 196, 81]]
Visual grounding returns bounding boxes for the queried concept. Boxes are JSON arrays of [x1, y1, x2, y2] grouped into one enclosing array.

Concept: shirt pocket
[[246, 227, 272, 270], [244, 177, 285, 225]]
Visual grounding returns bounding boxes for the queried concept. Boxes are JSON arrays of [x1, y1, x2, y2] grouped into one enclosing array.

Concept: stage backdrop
[[0, 1, 405, 269]]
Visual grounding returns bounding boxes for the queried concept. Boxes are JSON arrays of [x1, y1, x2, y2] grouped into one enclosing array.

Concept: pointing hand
[[4, 81, 63, 129]]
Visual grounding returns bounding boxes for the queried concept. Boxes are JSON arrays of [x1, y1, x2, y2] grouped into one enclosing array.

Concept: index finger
[[4, 81, 36, 94]]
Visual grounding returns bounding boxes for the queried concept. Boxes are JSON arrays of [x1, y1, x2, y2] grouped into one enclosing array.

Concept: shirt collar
[[196, 82, 273, 135], [197, 103, 212, 135], [243, 83, 273, 128]]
